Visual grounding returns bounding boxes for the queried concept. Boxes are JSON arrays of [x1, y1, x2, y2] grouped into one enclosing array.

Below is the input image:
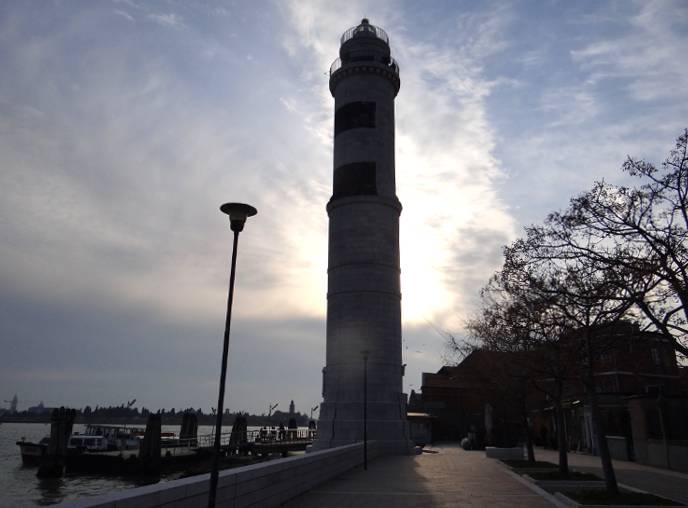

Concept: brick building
[[414, 323, 688, 469], [416, 350, 529, 447]]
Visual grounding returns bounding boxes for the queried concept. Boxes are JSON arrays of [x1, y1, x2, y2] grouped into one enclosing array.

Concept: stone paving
[[536, 447, 688, 505], [283, 444, 555, 507]]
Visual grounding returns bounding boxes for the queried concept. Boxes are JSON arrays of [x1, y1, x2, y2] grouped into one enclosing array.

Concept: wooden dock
[[62, 428, 315, 474], [29, 410, 316, 477], [211, 428, 315, 457]]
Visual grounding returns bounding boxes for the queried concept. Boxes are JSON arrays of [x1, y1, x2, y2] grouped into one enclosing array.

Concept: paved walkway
[[536, 448, 688, 505], [284, 444, 555, 507]]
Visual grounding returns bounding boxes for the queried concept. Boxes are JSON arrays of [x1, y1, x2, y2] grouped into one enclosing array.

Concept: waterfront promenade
[[284, 444, 556, 507], [45, 441, 688, 507]]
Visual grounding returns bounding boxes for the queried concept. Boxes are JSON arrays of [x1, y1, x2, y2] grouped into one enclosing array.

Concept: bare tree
[[543, 129, 688, 359], [506, 210, 645, 494], [453, 130, 686, 494], [464, 271, 577, 474]]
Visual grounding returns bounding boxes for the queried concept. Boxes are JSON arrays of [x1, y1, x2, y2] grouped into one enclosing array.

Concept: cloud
[[147, 12, 184, 29], [280, 2, 518, 333], [395, 7, 519, 329], [570, 0, 688, 102], [114, 9, 135, 23], [0, 285, 324, 412], [492, 0, 688, 231], [1, 0, 685, 411], [0, 1, 332, 412], [538, 87, 599, 126]]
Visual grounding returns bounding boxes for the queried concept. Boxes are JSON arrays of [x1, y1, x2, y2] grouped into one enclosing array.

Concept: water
[[0, 422, 268, 507]]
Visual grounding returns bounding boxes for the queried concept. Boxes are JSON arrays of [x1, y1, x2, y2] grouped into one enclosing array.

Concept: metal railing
[[170, 428, 317, 449], [341, 23, 389, 45], [330, 58, 342, 75], [330, 56, 400, 77]]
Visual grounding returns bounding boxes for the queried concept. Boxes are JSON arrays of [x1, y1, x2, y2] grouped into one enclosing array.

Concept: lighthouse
[[313, 19, 411, 453]]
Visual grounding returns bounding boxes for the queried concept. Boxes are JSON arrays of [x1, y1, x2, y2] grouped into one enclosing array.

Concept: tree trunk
[[554, 400, 569, 476], [523, 413, 535, 463], [585, 335, 619, 495], [521, 392, 535, 463]]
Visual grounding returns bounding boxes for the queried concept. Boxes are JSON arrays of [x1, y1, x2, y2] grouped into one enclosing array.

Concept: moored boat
[[77, 423, 145, 451], [16, 436, 50, 466], [17, 423, 150, 466], [67, 434, 109, 452]]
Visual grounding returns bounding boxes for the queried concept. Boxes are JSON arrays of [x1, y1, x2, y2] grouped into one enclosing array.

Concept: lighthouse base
[[310, 397, 415, 455]]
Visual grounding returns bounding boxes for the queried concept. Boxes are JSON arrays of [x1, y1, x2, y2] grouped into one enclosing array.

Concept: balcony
[[330, 56, 400, 77]]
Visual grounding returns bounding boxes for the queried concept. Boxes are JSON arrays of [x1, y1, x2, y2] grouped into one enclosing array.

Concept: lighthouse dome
[[341, 18, 389, 46]]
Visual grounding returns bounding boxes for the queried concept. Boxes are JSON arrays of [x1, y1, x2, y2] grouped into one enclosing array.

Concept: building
[[415, 323, 688, 470], [314, 19, 411, 453], [418, 350, 528, 447], [27, 401, 52, 415], [551, 324, 688, 470]]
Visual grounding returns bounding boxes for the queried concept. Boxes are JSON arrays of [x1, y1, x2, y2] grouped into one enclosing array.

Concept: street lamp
[[208, 202, 257, 508], [361, 350, 370, 471]]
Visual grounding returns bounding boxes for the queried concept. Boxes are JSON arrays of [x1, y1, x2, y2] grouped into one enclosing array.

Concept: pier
[[192, 428, 316, 457], [25, 409, 315, 477], [60, 428, 315, 475]]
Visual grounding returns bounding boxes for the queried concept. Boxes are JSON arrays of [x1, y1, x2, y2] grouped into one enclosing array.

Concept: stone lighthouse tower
[[313, 19, 411, 453]]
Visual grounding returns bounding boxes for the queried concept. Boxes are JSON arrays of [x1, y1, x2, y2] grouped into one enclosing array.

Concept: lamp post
[[208, 202, 257, 508], [361, 350, 370, 471]]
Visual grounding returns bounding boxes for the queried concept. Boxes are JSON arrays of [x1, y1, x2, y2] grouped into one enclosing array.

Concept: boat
[[16, 436, 50, 466], [75, 424, 145, 451], [17, 424, 149, 466], [67, 434, 109, 452]]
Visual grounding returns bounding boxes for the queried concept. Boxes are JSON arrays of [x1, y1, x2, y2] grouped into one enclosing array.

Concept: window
[[334, 102, 376, 136], [333, 162, 377, 198]]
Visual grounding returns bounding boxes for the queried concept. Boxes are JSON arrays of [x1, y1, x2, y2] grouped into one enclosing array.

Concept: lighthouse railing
[[340, 23, 389, 45], [330, 57, 342, 75], [330, 56, 400, 77]]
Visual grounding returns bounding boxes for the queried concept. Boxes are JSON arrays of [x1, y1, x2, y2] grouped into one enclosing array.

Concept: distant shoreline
[[0, 414, 311, 427]]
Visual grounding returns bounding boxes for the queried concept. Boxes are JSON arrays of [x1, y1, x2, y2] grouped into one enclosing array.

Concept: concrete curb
[[495, 459, 570, 508], [495, 459, 687, 508], [554, 490, 688, 508]]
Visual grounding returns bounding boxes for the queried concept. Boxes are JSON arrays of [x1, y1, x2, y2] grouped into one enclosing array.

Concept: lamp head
[[220, 202, 257, 232]]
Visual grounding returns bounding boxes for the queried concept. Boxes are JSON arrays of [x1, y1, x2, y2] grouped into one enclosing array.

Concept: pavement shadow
[[282, 447, 434, 507]]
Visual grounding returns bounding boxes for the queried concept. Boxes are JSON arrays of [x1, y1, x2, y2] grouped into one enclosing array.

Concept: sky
[[1, 0, 687, 415]]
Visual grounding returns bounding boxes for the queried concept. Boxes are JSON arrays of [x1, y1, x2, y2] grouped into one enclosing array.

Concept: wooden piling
[[139, 413, 161, 473], [288, 417, 298, 440], [37, 407, 76, 477], [179, 411, 198, 447], [229, 414, 248, 454]]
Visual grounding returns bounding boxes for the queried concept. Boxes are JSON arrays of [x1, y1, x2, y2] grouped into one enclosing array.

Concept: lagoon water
[[0, 422, 226, 507]]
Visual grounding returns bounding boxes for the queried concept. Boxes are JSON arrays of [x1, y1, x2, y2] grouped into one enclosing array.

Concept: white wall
[[57, 442, 379, 508]]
